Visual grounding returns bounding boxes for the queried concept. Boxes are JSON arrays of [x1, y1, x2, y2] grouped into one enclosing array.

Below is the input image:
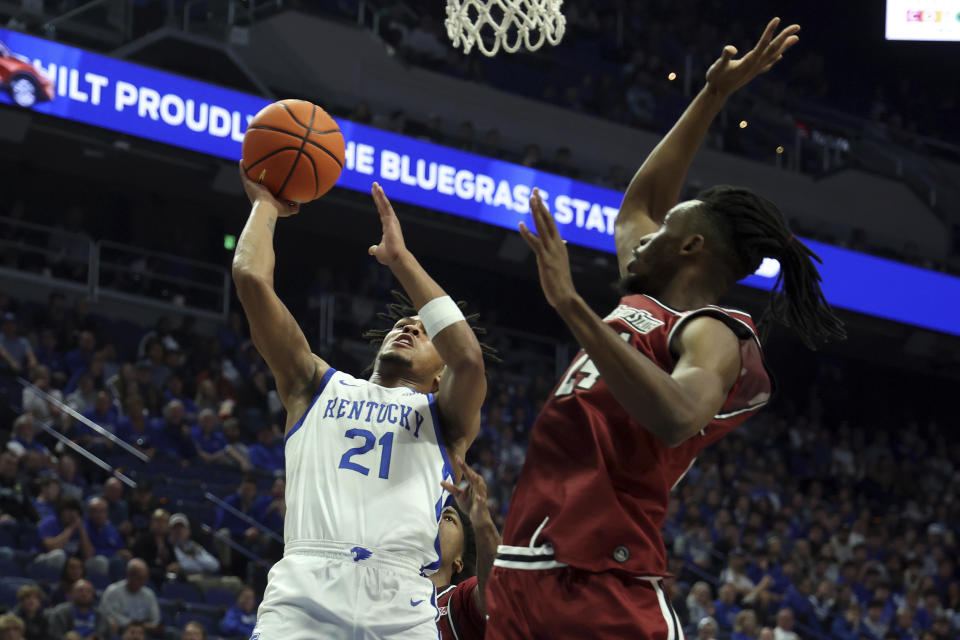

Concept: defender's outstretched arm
[[615, 17, 800, 277]]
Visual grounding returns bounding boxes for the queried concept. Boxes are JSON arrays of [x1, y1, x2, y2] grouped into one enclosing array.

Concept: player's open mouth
[[393, 335, 414, 348]]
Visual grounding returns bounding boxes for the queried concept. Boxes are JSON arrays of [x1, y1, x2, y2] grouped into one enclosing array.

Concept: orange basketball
[[241, 99, 345, 204]]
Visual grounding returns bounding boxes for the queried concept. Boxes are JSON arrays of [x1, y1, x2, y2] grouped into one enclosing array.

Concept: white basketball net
[[445, 0, 566, 57]]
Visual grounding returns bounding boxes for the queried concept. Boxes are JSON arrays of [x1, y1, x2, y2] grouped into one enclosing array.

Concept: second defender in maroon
[[485, 17, 845, 640]]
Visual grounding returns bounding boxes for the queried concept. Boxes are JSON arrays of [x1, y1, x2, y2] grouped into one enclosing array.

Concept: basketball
[[241, 99, 345, 204]]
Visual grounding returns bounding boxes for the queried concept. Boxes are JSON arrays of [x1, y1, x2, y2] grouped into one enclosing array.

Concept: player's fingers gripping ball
[[241, 99, 345, 204]]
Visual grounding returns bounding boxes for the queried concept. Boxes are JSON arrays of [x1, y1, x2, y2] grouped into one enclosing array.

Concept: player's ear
[[453, 556, 464, 576], [431, 365, 446, 393], [680, 234, 705, 255]]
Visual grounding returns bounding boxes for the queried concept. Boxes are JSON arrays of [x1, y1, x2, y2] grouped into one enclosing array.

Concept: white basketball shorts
[[250, 541, 440, 640]]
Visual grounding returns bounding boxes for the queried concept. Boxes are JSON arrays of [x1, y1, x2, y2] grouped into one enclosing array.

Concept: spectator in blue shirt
[[64, 330, 96, 377], [220, 587, 258, 638], [831, 603, 866, 640], [81, 391, 120, 435], [162, 375, 197, 418], [116, 395, 156, 461], [100, 477, 132, 536], [214, 475, 260, 538], [714, 583, 742, 630], [214, 475, 261, 575], [36, 497, 95, 574], [248, 426, 284, 473], [783, 577, 815, 627], [252, 477, 285, 533], [731, 609, 758, 640], [85, 496, 129, 560], [152, 400, 196, 463], [6, 414, 50, 460], [35, 328, 68, 386], [32, 476, 62, 522], [190, 409, 228, 463]]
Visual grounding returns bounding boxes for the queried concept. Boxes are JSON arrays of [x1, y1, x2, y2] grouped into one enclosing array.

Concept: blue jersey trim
[[284, 367, 337, 444], [427, 392, 454, 482]]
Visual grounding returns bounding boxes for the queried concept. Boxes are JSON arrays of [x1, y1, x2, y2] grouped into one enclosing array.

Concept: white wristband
[[419, 295, 465, 339]]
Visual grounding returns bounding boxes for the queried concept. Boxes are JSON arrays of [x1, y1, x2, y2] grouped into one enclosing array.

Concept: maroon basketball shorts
[[485, 565, 686, 640]]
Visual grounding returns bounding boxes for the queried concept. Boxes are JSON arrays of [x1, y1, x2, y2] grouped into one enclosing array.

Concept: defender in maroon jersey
[[432, 455, 500, 640], [486, 17, 845, 640]]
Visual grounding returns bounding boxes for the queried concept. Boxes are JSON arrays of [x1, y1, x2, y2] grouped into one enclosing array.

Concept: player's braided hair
[[696, 185, 846, 349], [361, 290, 501, 370]]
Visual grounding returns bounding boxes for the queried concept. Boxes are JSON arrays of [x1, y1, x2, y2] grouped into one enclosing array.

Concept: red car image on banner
[[0, 38, 54, 107]]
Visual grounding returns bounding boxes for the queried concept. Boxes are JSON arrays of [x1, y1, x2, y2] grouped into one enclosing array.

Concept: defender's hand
[[369, 182, 409, 266], [238, 160, 300, 217], [706, 17, 800, 98], [441, 455, 493, 527], [519, 189, 578, 310]]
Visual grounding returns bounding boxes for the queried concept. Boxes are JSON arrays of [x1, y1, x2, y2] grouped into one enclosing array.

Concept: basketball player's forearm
[[619, 87, 726, 223], [232, 201, 279, 287], [556, 296, 702, 444], [389, 250, 483, 367], [474, 519, 500, 613]]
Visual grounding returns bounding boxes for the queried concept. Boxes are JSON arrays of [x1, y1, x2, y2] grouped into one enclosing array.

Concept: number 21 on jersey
[[555, 332, 631, 398]]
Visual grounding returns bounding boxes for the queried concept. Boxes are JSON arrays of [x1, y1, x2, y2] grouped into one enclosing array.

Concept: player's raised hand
[[238, 160, 300, 217], [369, 182, 409, 266], [441, 455, 493, 527], [519, 189, 579, 310], [706, 17, 800, 98]]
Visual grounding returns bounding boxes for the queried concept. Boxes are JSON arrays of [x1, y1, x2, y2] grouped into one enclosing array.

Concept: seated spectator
[[181, 621, 206, 640], [49, 556, 85, 606], [6, 415, 50, 460], [773, 608, 799, 640], [213, 475, 261, 573], [219, 587, 258, 639], [0, 613, 25, 640], [248, 426, 284, 473], [0, 451, 38, 527], [46, 579, 110, 640], [152, 400, 196, 463], [162, 375, 196, 417], [190, 409, 228, 463], [128, 482, 160, 535], [36, 497, 97, 574], [84, 496, 128, 561], [698, 616, 719, 640], [721, 549, 757, 599], [732, 609, 759, 640], [714, 583, 742, 630], [99, 558, 162, 638], [117, 395, 156, 460], [168, 512, 241, 593], [34, 328, 67, 387], [11, 584, 47, 640], [55, 455, 87, 501], [64, 330, 96, 377], [863, 599, 890, 639], [221, 418, 251, 471], [194, 379, 220, 415], [252, 477, 285, 534], [99, 477, 132, 536], [20, 364, 64, 424], [131, 508, 174, 587], [757, 628, 775, 640], [66, 373, 97, 413], [121, 622, 146, 640], [0, 312, 37, 375], [32, 476, 61, 521], [685, 581, 715, 629], [80, 391, 120, 445]]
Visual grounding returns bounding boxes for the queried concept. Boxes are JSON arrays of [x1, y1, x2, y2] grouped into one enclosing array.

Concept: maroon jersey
[[436, 576, 485, 640], [500, 294, 772, 576]]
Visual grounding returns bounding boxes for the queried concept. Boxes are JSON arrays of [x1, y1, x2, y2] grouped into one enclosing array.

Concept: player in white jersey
[[232, 165, 488, 639]]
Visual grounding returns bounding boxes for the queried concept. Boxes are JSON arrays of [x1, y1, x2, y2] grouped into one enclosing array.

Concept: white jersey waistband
[[284, 540, 422, 575], [494, 543, 569, 570]]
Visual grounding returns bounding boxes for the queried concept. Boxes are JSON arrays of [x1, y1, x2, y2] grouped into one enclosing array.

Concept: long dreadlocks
[[696, 185, 847, 349], [362, 290, 501, 372]]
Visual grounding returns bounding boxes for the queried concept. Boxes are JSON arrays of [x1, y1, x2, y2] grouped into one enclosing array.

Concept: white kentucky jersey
[[283, 368, 453, 574]]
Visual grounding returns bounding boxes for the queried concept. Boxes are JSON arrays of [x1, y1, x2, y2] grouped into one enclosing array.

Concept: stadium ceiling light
[[739, 120, 748, 129]]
